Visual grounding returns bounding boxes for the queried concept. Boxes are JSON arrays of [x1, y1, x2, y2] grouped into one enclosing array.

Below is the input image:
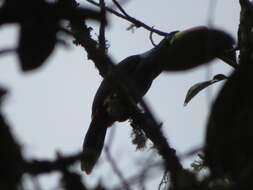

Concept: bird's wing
[[91, 79, 112, 117], [91, 55, 141, 116], [116, 55, 141, 74]]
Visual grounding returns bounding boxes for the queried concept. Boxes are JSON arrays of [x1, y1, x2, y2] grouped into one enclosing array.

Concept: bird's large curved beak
[[159, 26, 236, 71]]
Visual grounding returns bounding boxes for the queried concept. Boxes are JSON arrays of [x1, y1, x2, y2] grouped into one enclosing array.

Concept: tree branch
[[99, 0, 106, 54], [86, 0, 170, 36], [112, 0, 129, 17], [104, 146, 131, 190]]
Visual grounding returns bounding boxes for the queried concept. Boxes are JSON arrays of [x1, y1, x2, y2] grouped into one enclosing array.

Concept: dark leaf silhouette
[[17, 17, 58, 71], [0, 0, 101, 71], [184, 74, 228, 106]]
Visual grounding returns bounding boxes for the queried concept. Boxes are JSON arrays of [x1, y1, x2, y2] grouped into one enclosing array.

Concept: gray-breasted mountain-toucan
[[81, 26, 235, 174]]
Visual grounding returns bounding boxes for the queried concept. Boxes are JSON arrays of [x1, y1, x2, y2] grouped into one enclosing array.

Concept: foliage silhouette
[[0, 0, 101, 71], [184, 74, 228, 106], [0, 0, 252, 190]]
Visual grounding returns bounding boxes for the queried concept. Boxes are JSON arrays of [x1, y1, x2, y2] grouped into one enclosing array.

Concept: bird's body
[[91, 55, 159, 119], [81, 26, 235, 174], [81, 49, 167, 173]]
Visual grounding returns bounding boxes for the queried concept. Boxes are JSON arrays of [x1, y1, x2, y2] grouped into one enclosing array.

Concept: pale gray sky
[[0, 0, 240, 189]]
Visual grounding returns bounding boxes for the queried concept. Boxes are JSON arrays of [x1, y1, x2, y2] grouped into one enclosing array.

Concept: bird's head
[[158, 26, 236, 71]]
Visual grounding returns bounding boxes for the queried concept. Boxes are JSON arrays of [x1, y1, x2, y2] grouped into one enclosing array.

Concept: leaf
[[184, 74, 228, 106], [18, 20, 58, 71]]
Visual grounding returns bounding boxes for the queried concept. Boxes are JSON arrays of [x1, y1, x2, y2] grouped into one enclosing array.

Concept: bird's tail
[[81, 110, 109, 174]]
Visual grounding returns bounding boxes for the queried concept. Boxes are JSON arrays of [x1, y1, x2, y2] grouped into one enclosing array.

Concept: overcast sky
[[0, 0, 240, 189]]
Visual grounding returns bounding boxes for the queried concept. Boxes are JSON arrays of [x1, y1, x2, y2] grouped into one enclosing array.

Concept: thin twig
[[105, 126, 127, 189], [113, 161, 163, 190], [31, 176, 43, 190], [86, 0, 169, 36], [108, 0, 131, 8], [99, 0, 106, 53], [0, 48, 16, 56], [149, 27, 157, 47], [207, 0, 217, 26], [112, 0, 129, 17], [106, 124, 116, 148], [158, 171, 169, 190], [179, 146, 202, 159], [104, 146, 132, 190]]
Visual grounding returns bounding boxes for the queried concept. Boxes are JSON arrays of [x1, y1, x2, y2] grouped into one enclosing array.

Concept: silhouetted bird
[[81, 26, 235, 174]]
